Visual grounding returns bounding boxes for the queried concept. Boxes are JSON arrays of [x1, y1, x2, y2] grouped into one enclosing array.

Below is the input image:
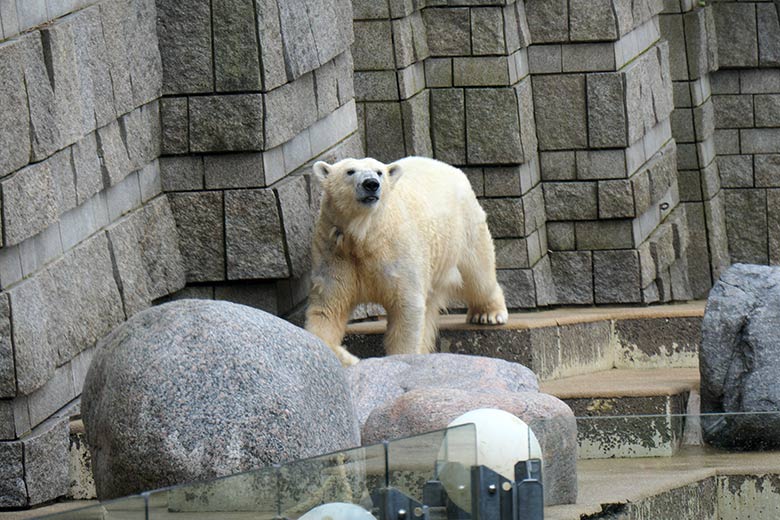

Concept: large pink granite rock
[[347, 354, 539, 426], [348, 354, 577, 506]]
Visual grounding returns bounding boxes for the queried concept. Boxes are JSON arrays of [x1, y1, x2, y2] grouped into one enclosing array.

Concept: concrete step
[[0, 500, 97, 520], [68, 420, 96, 501], [540, 368, 700, 459], [545, 446, 780, 520], [344, 302, 705, 380]]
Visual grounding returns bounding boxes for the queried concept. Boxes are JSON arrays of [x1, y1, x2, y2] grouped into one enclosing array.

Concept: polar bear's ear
[[313, 161, 332, 181], [387, 162, 403, 180]]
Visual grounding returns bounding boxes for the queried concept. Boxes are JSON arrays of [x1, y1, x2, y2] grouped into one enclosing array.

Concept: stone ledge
[[0, 348, 92, 438], [264, 99, 358, 186], [0, 100, 161, 249], [565, 394, 689, 458], [528, 16, 662, 75], [540, 368, 698, 399], [541, 368, 697, 460], [344, 302, 704, 380], [347, 301, 705, 335], [161, 98, 357, 190], [0, 404, 74, 508], [0, 0, 102, 42]]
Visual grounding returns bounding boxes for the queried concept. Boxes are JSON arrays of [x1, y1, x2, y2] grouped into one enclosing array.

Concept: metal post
[[373, 487, 430, 520], [470, 466, 515, 520], [514, 460, 543, 520]]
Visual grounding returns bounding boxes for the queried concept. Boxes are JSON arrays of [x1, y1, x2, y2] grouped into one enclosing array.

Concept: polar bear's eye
[[376, 170, 383, 176], [346, 169, 355, 176]]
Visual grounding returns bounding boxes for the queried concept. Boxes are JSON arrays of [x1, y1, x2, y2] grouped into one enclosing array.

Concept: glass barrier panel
[[36, 495, 147, 519], [146, 465, 278, 519], [47, 413, 780, 519], [277, 443, 386, 519], [386, 423, 477, 515]]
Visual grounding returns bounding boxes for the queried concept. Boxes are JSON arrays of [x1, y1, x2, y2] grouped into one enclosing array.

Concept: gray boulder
[[700, 264, 780, 449], [82, 299, 360, 499], [347, 354, 539, 427]]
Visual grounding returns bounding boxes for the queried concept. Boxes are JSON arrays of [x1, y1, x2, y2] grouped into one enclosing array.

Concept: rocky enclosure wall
[[0, 0, 186, 507], [0, 0, 361, 508], [660, 0, 728, 300], [710, 1, 780, 269], [528, 0, 689, 306], [2, 0, 780, 510], [348, 0, 695, 307]]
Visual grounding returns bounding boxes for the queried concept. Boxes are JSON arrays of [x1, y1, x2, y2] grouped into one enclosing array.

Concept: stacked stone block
[[352, 0, 548, 307], [711, 1, 780, 268], [428, 1, 546, 308], [659, 1, 728, 299], [0, 0, 187, 508], [529, 0, 692, 304], [157, 0, 360, 322], [352, 0, 430, 161], [0, 0, 102, 41]]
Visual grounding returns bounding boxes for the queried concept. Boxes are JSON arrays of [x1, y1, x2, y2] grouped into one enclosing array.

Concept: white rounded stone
[[298, 502, 377, 520], [438, 408, 543, 511], [449, 408, 542, 478]]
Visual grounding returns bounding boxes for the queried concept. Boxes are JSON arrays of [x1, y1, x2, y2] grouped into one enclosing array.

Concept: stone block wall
[[660, 0, 729, 299], [353, 0, 549, 307], [0, 0, 186, 507], [526, 0, 691, 305], [710, 1, 780, 268], [156, 0, 360, 323], [352, 1, 430, 161]]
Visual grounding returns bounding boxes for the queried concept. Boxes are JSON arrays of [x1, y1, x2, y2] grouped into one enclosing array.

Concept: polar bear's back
[[391, 156, 482, 220], [385, 157, 489, 297]]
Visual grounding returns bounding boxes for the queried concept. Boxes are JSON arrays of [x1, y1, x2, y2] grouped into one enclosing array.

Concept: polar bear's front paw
[[468, 309, 508, 325], [335, 347, 361, 367]]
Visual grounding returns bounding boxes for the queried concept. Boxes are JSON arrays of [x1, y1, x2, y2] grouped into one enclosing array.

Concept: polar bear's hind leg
[[460, 222, 509, 325]]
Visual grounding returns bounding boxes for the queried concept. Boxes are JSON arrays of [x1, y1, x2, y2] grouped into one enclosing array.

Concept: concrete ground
[[0, 500, 98, 520]]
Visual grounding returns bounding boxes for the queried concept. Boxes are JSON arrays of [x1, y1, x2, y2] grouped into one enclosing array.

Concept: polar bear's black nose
[[362, 179, 380, 192]]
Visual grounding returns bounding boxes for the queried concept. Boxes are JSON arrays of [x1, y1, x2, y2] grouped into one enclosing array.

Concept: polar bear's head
[[313, 158, 402, 213]]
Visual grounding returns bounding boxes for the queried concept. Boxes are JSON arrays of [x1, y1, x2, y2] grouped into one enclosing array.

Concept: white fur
[[305, 156, 508, 366]]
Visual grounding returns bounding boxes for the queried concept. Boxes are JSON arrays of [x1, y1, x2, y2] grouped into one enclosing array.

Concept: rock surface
[[348, 354, 575, 506], [347, 354, 539, 427], [82, 299, 360, 499], [700, 264, 780, 449], [362, 387, 577, 506]]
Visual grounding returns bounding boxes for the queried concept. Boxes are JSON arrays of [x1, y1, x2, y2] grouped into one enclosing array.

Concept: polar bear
[[305, 156, 508, 366]]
